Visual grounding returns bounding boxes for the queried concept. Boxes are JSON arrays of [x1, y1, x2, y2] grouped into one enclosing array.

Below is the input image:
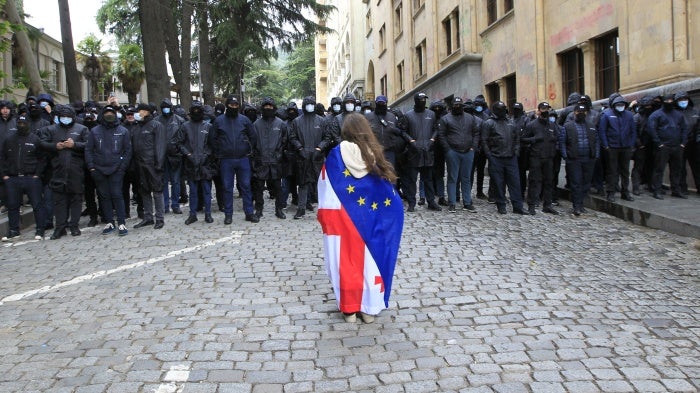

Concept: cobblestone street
[[0, 195, 698, 392]]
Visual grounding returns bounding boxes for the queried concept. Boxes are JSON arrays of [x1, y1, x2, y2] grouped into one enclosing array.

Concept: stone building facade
[[316, 0, 700, 111]]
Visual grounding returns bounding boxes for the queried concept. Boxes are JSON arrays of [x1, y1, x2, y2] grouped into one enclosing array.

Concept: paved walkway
[[0, 189, 698, 392]]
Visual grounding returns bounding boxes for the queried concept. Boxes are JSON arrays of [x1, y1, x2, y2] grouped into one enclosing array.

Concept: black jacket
[[251, 116, 288, 180], [365, 111, 408, 153], [404, 108, 438, 167], [288, 113, 325, 184], [175, 120, 216, 181], [85, 121, 132, 176], [39, 123, 89, 193], [132, 115, 167, 171], [438, 112, 480, 153], [0, 131, 45, 178], [481, 116, 519, 158], [158, 113, 185, 166], [522, 118, 558, 159]]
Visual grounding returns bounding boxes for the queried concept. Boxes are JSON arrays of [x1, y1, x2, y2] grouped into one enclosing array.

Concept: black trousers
[[252, 177, 283, 211], [406, 166, 436, 207], [488, 155, 523, 210], [652, 145, 683, 194], [527, 156, 554, 207], [471, 151, 487, 195], [84, 168, 100, 220], [54, 191, 83, 232], [605, 147, 633, 195]]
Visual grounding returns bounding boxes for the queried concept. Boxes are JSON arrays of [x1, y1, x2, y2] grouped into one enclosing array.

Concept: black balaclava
[[375, 96, 388, 116], [28, 103, 42, 120], [260, 97, 276, 119], [101, 106, 119, 127], [537, 102, 551, 123], [574, 105, 587, 122], [414, 92, 428, 112], [491, 101, 508, 119], [512, 103, 524, 118], [662, 94, 676, 111], [225, 95, 239, 117], [451, 98, 464, 116], [286, 102, 299, 121], [430, 100, 446, 118], [190, 101, 204, 122], [464, 99, 475, 115], [16, 116, 30, 135], [244, 105, 258, 122]]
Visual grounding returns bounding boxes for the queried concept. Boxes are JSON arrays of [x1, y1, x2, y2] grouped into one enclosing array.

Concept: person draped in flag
[[317, 113, 404, 323]]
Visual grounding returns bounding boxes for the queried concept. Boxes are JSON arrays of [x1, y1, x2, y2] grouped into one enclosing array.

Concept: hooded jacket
[[211, 112, 256, 159], [404, 107, 438, 167], [0, 127, 45, 178], [598, 96, 637, 149], [132, 114, 167, 171], [85, 109, 132, 176], [481, 114, 519, 158], [175, 117, 216, 181], [38, 118, 89, 193]]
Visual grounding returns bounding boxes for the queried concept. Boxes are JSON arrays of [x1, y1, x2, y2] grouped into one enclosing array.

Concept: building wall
[[318, 0, 700, 113]]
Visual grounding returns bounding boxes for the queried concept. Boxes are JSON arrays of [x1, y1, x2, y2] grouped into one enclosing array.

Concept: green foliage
[[116, 43, 145, 94], [96, 0, 140, 45], [283, 39, 316, 99], [0, 0, 12, 94], [243, 58, 290, 105], [209, 0, 334, 95]]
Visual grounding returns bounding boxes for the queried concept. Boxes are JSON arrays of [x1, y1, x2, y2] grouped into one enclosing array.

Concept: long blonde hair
[[341, 113, 398, 183]]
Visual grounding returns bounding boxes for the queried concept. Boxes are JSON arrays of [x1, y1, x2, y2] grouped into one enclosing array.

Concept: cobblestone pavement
[[0, 194, 698, 393]]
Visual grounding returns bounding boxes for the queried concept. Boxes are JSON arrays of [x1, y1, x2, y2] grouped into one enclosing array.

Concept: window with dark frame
[[486, 82, 500, 105], [396, 61, 405, 93], [415, 40, 426, 78], [504, 74, 516, 110], [487, 0, 497, 25], [394, 2, 403, 37], [380, 74, 388, 96], [504, 0, 513, 13], [595, 31, 619, 100], [442, 9, 460, 57], [379, 24, 386, 53], [560, 48, 584, 107]]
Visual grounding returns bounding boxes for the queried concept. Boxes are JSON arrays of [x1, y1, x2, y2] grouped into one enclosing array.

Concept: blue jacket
[[85, 121, 132, 176], [598, 97, 636, 148], [647, 108, 688, 147], [211, 114, 257, 159]]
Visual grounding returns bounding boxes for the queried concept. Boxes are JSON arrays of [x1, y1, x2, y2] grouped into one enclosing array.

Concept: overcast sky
[[23, 0, 107, 46]]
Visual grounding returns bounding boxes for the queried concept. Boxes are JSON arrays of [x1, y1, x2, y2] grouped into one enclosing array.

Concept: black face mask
[[262, 108, 276, 119], [414, 101, 426, 112], [375, 103, 387, 116], [513, 108, 524, 118], [451, 106, 464, 116], [29, 107, 41, 119], [662, 102, 675, 111], [492, 108, 507, 119], [287, 110, 298, 120], [225, 106, 239, 117], [190, 110, 204, 122], [539, 111, 550, 119], [17, 124, 30, 135], [575, 113, 587, 122]]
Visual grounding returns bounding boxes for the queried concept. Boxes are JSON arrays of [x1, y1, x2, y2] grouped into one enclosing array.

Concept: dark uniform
[[522, 102, 559, 214], [251, 97, 288, 219]]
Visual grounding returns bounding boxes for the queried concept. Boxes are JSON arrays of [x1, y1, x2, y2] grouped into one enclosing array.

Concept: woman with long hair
[[317, 113, 404, 323]]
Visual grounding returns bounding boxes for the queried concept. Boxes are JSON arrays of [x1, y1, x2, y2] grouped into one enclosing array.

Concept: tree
[[0, 0, 14, 95], [4, 0, 42, 96], [115, 44, 145, 105], [138, 0, 170, 103], [77, 34, 111, 102], [196, 2, 214, 105], [209, 0, 333, 99], [284, 39, 316, 99], [57, 0, 81, 102], [96, 0, 140, 45]]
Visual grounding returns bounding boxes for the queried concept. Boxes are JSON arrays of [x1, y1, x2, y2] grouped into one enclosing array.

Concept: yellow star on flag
[[384, 198, 392, 207], [358, 196, 366, 206], [343, 168, 351, 177], [346, 184, 355, 193], [371, 202, 378, 210]]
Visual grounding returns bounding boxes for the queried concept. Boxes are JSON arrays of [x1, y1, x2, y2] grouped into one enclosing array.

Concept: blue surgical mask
[[548, 116, 556, 123], [162, 107, 171, 114], [614, 104, 626, 113], [304, 104, 315, 113], [345, 103, 355, 112], [53, 115, 59, 124], [40, 101, 48, 108], [678, 100, 689, 109], [134, 113, 142, 121], [59, 117, 72, 125], [475, 106, 483, 113], [332, 104, 341, 113]]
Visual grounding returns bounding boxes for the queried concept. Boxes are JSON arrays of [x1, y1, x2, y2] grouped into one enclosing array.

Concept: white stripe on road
[[154, 364, 191, 393], [0, 232, 243, 306]]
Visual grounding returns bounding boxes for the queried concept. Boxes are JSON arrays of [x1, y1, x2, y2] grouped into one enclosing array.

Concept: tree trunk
[[161, 0, 182, 103], [197, 3, 214, 106], [138, 0, 170, 102], [4, 0, 43, 96], [57, 0, 82, 103], [127, 91, 137, 106], [179, 0, 193, 109]]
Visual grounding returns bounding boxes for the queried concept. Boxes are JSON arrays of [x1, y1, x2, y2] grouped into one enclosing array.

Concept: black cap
[[136, 103, 155, 112], [538, 102, 551, 110]]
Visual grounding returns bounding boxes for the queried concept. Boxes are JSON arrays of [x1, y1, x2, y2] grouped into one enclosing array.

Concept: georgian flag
[[317, 146, 404, 315]]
